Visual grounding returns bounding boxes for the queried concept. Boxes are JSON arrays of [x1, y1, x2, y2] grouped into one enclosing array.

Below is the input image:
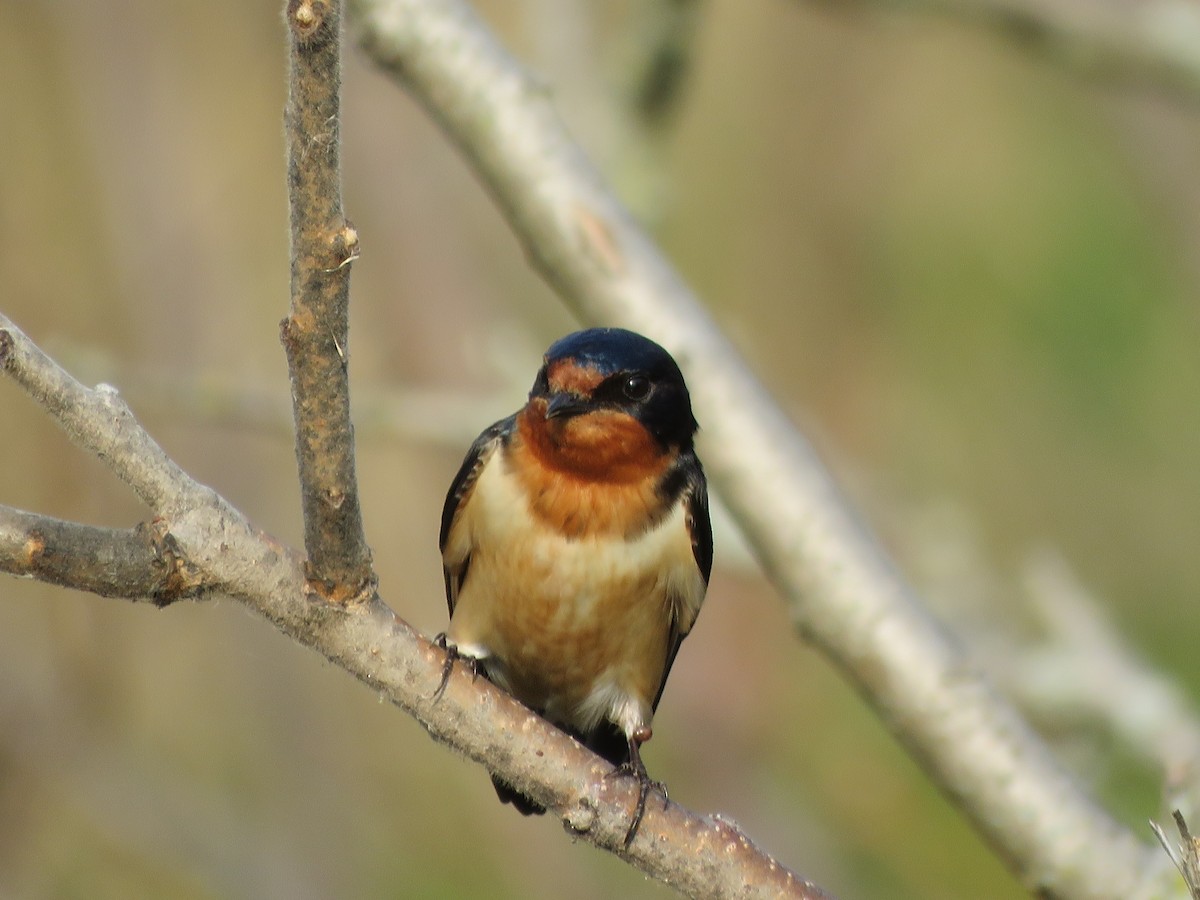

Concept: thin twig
[[282, 0, 375, 603], [1151, 810, 1200, 899], [1014, 551, 1200, 809], [348, 2, 1161, 895], [0, 313, 832, 900]]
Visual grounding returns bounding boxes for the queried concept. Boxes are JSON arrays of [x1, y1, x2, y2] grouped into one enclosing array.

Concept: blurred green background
[[2, 1, 1199, 897]]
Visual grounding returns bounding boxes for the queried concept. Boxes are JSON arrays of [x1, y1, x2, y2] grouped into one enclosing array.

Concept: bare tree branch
[[0, 323, 211, 519], [813, 0, 1200, 105], [624, 0, 703, 128], [906, 504, 1200, 827], [347, 2, 1170, 896], [0, 506, 212, 604], [282, 0, 375, 602], [1152, 811, 1200, 900], [1010, 552, 1200, 810], [0, 311, 831, 899]]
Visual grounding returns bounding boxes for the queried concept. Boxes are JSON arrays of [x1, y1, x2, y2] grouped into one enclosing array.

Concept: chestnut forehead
[[546, 358, 607, 393]]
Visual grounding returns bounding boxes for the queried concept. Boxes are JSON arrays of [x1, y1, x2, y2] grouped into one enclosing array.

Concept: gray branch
[[0, 506, 212, 604], [812, 0, 1200, 105]]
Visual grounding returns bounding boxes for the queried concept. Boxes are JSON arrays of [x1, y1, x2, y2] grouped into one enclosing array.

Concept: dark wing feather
[[651, 451, 712, 713], [439, 414, 515, 615], [683, 456, 714, 585], [587, 454, 711, 767]]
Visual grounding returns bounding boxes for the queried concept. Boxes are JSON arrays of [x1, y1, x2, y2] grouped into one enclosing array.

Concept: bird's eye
[[622, 374, 652, 401]]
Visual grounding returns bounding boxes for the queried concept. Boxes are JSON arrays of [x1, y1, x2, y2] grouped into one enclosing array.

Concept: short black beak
[[544, 392, 590, 420]]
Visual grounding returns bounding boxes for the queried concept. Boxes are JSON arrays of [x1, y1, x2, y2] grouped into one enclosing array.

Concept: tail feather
[[491, 775, 545, 815], [488, 721, 630, 815], [584, 720, 630, 768]]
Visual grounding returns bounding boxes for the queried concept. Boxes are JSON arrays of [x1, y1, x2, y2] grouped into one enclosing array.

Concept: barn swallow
[[438, 327, 713, 846]]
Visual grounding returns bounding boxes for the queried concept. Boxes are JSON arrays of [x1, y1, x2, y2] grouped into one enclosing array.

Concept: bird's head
[[519, 328, 698, 481]]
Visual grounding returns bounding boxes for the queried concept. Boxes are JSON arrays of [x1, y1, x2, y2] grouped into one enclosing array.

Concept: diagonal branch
[[348, 2, 1164, 896], [625, 0, 703, 128], [1011, 552, 1200, 809], [810, 0, 1200, 107], [0, 323, 211, 519], [282, 0, 375, 602], [0, 506, 213, 604], [0, 312, 832, 900]]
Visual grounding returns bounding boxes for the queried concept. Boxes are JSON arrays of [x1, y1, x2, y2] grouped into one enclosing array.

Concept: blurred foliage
[[2, 0, 1199, 898]]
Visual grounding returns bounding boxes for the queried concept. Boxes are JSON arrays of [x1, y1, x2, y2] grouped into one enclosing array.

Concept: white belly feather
[[445, 452, 704, 736]]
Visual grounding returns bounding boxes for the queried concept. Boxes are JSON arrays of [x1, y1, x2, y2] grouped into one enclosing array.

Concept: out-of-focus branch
[[902, 506, 1200, 804], [904, 506, 1200, 896], [814, 0, 1200, 105], [0, 311, 831, 900], [0, 506, 212, 604], [1011, 551, 1200, 810], [282, 0, 375, 602], [610, 0, 704, 224], [623, 0, 703, 128], [348, 2, 1168, 895], [47, 346, 507, 450]]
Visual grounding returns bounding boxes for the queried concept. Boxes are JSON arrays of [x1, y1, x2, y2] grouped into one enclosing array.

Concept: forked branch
[[0, 0, 837, 891], [0, 312, 831, 900]]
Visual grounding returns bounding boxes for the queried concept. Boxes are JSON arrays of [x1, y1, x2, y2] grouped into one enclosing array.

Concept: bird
[[437, 326, 712, 846]]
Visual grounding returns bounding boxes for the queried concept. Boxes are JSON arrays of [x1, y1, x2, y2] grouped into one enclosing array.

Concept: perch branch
[[348, 2, 1163, 895], [0, 312, 831, 899], [282, 0, 375, 602]]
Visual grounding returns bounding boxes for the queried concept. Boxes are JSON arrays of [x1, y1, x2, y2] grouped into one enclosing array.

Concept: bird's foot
[[605, 731, 668, 849], [431, 633, 482, 700]]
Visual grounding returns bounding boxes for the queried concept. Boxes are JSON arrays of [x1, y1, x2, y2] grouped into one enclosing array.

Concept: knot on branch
[[325, 223, 360, 272], [279, 308, 324, 353], [562, 795, 600, 835], [287, 0, 336, 46], [0, 328, 14, 370], [139, 519, 207, 607], [302, 558, 377, 606]]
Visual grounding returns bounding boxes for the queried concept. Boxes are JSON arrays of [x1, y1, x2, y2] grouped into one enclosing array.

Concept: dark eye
[[622, 374, 652, 401]]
